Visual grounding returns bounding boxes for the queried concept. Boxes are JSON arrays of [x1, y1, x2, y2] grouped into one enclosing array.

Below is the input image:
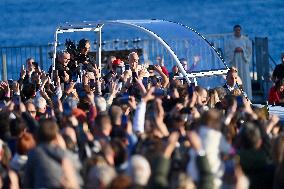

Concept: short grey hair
[[128, 52, 138, 60], [86, 165, 116, 189], [126, 155, 151, 186], [34, 97, 47, 109], [95, 96, 107, 113]]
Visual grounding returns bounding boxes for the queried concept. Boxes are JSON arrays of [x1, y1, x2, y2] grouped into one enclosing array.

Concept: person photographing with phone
[[223, 67, 247, 98], [48, 51, 72, 85], [19, 58, 37, 84], [76, 38, 96, 73]]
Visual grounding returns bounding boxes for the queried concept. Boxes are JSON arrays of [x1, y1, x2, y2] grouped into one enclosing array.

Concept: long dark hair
[[77, 38, 90, 52], [275, 79, 284, 90]]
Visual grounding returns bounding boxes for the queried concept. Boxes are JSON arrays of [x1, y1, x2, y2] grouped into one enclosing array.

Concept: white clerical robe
[[225, 35, 252, 99]]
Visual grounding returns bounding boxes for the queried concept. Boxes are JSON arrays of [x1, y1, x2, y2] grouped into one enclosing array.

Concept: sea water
[[0, 0, 283, 62]]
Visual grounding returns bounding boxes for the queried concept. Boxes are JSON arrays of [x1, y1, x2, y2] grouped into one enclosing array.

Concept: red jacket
[[268, 86, 281, 104]]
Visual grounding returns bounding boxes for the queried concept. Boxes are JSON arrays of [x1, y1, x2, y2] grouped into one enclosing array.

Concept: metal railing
[[0, 33, 272, 81], [0, 45, 54, 80]]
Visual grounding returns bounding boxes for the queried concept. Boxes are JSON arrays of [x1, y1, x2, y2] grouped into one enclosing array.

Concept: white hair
[[128, 51, 137, 60], [126, 155, 151, 186], [34, 97, 47, 109], [86, 165, 116, 189], [95, 96, 107, 112]]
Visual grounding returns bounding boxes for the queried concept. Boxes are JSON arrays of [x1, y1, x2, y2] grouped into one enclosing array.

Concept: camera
[[148, 65, 155, 71], [89, 79, 95, 89], [149, 76, 161, 86]]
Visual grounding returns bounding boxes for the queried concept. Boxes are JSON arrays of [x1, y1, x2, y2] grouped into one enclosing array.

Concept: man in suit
[[223, 68, 245, 96]]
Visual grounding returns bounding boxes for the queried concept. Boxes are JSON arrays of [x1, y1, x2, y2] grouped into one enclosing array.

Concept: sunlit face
[[129, 53, 139, 69], [279, 85, 284, 92], [227, 71, 238, 87], [234, 27, 241, 37], [200, 90, 208, 104], [26, 103, 36, 119], [81, 42, 91, 55], [60, 52, 70, 66], [26, 58, 35, 72]]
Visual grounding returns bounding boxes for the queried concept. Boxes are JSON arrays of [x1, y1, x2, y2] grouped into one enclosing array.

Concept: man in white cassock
[[225, 25, 252, 99]]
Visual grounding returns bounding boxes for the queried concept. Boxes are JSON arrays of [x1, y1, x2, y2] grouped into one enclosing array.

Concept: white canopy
[[54, 19, 229, 86]]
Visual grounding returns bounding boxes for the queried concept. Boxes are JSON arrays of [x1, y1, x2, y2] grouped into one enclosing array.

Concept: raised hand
[[20, 65, 26, 79], [12, 81, 20, 95], [142, 87, 155, 103], [63, 71, 70, 83], [87, 91, 95, 105], [39, 87, 49, 100], [109, 81, 118, 97], [164, 132, 179, 158], [65, 82, 76, 95], [94, 64, 101, 78], [187, 131, 202, 152], [0, 81, 10, 98], [154, 65, 163, 73]]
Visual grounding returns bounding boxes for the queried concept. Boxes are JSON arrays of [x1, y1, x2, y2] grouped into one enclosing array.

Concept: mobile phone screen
[[72, 74, 77, 82], [148, 65, 155, 70], [153, 88, 165, 97], [89, 79, 95, 89], [142, 77, 148, 87]]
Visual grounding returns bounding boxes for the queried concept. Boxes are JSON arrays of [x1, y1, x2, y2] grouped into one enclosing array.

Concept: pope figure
[[225, 25, 252, 99]]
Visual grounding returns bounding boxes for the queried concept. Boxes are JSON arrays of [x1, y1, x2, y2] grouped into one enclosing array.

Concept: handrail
[[205, 32, 233, 38], [268, 53, 277, 67], [0, 44, 52, 48]]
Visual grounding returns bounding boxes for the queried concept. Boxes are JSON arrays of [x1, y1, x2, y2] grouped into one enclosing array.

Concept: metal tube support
[[51, 30, 58, 81], [2, 53, 7, 81], [96, 26, 102, 71], [117, 22, 192, 84], [39, 46, 43, 69]]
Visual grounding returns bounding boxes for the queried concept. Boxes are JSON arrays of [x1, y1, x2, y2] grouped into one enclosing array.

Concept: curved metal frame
[[53, 19, 228, 84]]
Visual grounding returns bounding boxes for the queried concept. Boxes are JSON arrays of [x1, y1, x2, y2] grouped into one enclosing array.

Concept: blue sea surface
[[0, 0, 283, 61]]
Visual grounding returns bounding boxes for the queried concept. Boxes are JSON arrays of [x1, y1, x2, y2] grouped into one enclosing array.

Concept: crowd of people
[[0, 37, 283, 189]]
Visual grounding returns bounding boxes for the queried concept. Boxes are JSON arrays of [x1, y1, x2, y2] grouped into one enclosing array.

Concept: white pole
[[96, 26, 102, 71], [52, 30, 58, 81], [2, 53, 7, 81]]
